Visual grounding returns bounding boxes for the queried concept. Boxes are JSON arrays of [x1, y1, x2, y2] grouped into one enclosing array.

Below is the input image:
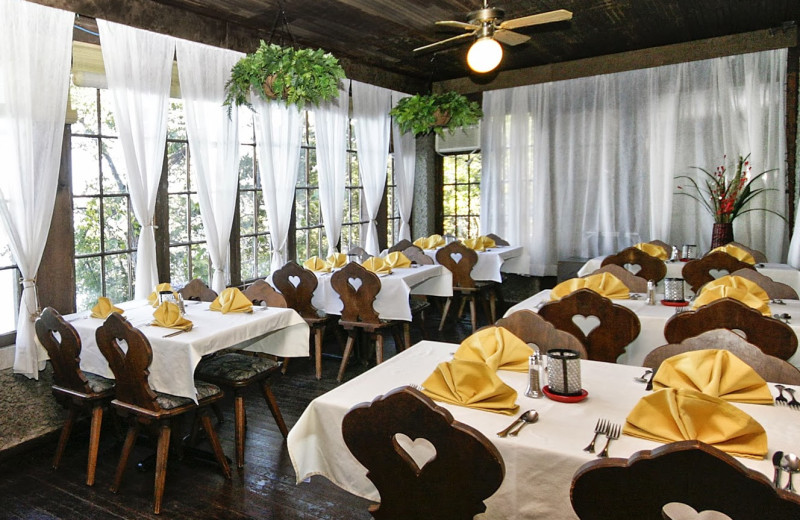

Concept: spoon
[[781, 453, 800, 492], [508, 410, 539, 436], [773, 450, 784, 488], [634, 369, 653, 383], [496, 410, 534, 438]]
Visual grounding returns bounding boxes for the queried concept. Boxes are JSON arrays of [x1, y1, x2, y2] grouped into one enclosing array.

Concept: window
[[238, 114, 271, 282], [0, 233, 19, 339], [340, 119, 364, 252], [385, 152, 399, 247], [295, 112, 326, 260], [442, 153, 481, 238]]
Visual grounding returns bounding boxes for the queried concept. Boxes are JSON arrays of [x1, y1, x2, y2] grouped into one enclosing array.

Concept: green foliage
[[389, 91, 482, 137], [223, 41, 346, 112]]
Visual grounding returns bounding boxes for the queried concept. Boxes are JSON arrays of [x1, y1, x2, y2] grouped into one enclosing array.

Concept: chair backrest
[[403, 245, 434, 265], [435, 241, 479, 289], [643, 329, 800, 385], [342, 386, 504, 520], [388, 239, 413, 253], [600, 247, 667, 282], [648, 239, 671, 252], [242, 279, 287, 308], [330, 262, 381, 324], [36, 306, 93, 394], [272, 261, 320, 318], [728, 241, 768, 263], [347, 246, 370, 262], [177, 278, 217, 302], [663, 298, 797, 360], [681, 251, 756, 293], [95, 312, 162, 413], [587, 264, 648, 293], [495, 310, 588, 359], [538, 289, 641, 363], [485, 233, 510, 246], [730, 268, 798, 299], [571, 440, 800, 520]]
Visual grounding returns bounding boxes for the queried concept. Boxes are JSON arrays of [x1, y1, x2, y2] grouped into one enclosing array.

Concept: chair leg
[[53, 405, 78, 470], [260, 382, 289, 438], [200, 411, 232, 479], [314, 326, 324, 380], [281, 357, 290, 374], [375, 334, 384, 365], [402, 322, 411, 351], [153, 423, 171, 515], [489, 288, 497, 323], [469, 296, 478, 332], [112, 421, 140, 493], [457, 296, 468, 319], [337, 333, 356, 383], [438, 297, 453, 331], [233, 392, 246, 468], [86, 405, 104, 486]]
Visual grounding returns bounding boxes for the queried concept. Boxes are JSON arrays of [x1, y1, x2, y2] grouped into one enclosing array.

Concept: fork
[[783, 387, 800, 410], [597, 423, 620, 458], [775, 385, 789, 406], [583, 419, 608, 453]]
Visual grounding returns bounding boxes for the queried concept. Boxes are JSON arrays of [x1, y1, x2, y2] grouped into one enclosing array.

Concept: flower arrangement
[[675, 154, 783, 224]]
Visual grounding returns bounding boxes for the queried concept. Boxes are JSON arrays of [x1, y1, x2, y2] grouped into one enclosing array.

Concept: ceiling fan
[[414, 1, 573, 73]]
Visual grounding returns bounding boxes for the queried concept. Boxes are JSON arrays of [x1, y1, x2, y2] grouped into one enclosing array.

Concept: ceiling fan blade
[[499, 9, 573, 30], [435, 20, 479, 31], [493, 29, 530, 46], [413, 32, 475, 53]]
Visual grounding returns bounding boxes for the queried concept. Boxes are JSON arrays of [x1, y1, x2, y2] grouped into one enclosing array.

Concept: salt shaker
[[176, 293, 186, 315], [525, 344, 543, 399], [669, 245, 679, 262], [646, 279, 656, 305]]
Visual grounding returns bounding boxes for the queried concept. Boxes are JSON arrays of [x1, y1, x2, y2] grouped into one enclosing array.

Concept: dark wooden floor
[[0, 300, 497, 519]]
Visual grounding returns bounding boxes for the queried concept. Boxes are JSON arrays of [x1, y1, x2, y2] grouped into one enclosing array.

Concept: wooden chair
[[347, 246, 370, 262], [485, 233, 510, 246], [96, 312, 231, 514], [177, 278, 217, 302], [643, 329, 800, 385], [571, 440, 800, 520], [648, 239, 672, 252], [663, 298, 797, 360], [586, 264, 648, 293], [330, 262, 407, 382], [273, 260, 332, 380], [727, 241, 768, 264], [242, 278, 288, 308], [342, 386, 504, 520], [495, 310, 588, 358], [387, 238, 413, 253], [600, 246, 667, 282], [730, 268, 798, 299], [681, 251, 756, 293], [35, 307, 115, 486], [403, 245, 434, 265], [436, 241, 498, 333], [538, 288, 641, 363]]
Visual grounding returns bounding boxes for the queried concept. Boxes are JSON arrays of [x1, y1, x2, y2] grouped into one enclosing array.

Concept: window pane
[[240, 236, 255, 281], [75, 255, 102, 311], [73, 197, 101, 255], [170, 245, 189, 286], [101, 139, 128, 195], [104, 196, 130, 252], [167, 141, 188, 192], [104, 253, 132, 303], [99, 89, 117, 137], [71, 137, 100, 196], [70, 86, 98, 135], [0, 269, 18, 335]]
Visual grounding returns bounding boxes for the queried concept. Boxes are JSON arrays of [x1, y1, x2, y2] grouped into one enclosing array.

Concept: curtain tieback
[[20, 278, 41, 322]]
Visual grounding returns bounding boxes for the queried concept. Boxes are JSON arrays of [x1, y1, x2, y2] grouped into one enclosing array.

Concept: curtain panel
[[391, 91, 416, 241], [482, 49, 788, 276]]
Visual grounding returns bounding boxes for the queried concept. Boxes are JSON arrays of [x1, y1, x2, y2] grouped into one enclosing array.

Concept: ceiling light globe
[[467, 37, 503, 73]]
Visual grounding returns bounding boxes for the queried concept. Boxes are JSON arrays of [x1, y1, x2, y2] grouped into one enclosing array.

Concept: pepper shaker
[[646, 279, 656, 305], [525, 344, 543, 398]]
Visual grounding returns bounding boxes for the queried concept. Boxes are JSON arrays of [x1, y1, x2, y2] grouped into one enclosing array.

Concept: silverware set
[[583, 419, 621, 457], [775, 385, 800, 409], [496, 409, 539, 438], [772, 313, 792, 324], [773, 450, 800, 492]]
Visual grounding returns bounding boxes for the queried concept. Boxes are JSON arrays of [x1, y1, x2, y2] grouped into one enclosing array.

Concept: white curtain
[[482, 49, 788, 276], [175, 40, 243, 293], [391, 91, 416, 241], [0, 0, 73, 378], [98, 20, 176, 298], [352, 80, 392, 255], [315, 82, 351, 257], [252, 97, 303, 272]]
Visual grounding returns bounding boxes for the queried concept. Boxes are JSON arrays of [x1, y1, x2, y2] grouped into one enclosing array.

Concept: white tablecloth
[[425, 245, 530, 282], [505, 290, 800, 369], [287, 340, 800, 520], [68, 299, 310, 400]]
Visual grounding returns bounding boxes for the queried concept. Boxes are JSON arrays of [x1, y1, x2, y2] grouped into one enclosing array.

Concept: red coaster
[[542, 386, 588, 403], [661, 300, 689, 307]]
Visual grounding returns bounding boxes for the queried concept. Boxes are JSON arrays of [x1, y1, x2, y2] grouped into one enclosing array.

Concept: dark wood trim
[[287, 198, 297, 263], [376, 184, 388, 252], [154, 151, 170, 283], [787, 46, 799, 237], [229, 195, 242, 288], [433, 153, 444, 235]]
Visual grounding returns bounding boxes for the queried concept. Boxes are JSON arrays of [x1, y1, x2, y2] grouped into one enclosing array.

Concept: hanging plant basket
[[390, 91, 482, 137]]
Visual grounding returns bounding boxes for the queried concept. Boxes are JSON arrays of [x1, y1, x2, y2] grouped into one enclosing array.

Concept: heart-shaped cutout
[[450, 252, 463, 264], [348, 277, 363, 292], [288, 275, 301, 288], [624, 263, 642, 275], [708, 268, 729, 279], [392, 433, 437, 475], [571, 314, 601, 337], [662, 502, 732, 520]]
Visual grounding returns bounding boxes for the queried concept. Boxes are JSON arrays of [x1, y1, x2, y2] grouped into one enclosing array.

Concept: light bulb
[[467, 37, 503, 73]]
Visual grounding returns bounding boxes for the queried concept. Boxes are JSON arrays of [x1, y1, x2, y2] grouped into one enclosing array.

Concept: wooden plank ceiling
[[144, 0, 799, 81]]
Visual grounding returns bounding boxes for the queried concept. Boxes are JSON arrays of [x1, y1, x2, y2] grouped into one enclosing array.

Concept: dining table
[[287, 340, 800, 520], [65, 299, 310, 401], [504, 290, 800, 369], [424, 244, 530, 282]]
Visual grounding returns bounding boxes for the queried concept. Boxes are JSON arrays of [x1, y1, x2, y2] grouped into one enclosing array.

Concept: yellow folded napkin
[[147, 283, 177, 307], [421, 358, 519, 415], [623, 388, 767, 459], [327, 252, 347, 269], [634, 242, 668, 260], [413, 234, 445, 250], [384, 251, 412, 269], [453, 326, 534, 372], [209, 287, 253, 314], [462, 235, 496, 252], [550, 272, 630, 300], [652, 349, 773, 404], [90, 297, 123, 319], [303, 256, 331, 273], [692, 275, 771, 316], [361, 256, 392, 274], [710, 244, 756, 265], [152, 301, 193, 331]]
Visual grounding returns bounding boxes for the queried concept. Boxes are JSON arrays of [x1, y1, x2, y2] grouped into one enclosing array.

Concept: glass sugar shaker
[[525, 344, 543, 399], [646, 279, 656, 305]]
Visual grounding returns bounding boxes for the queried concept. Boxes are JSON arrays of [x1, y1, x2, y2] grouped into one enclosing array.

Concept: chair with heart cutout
[[538, 288, 641, 363], [600, 246, 667, 283], [494, 310, 588, 359], [585, 264, 648, 293], [681, 251, 756, 293], [342, 385, 504, 520], [435, 241, 498, 333]]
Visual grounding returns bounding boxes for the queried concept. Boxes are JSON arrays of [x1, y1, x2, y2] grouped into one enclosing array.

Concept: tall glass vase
[[711, 222, 734, 249]]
